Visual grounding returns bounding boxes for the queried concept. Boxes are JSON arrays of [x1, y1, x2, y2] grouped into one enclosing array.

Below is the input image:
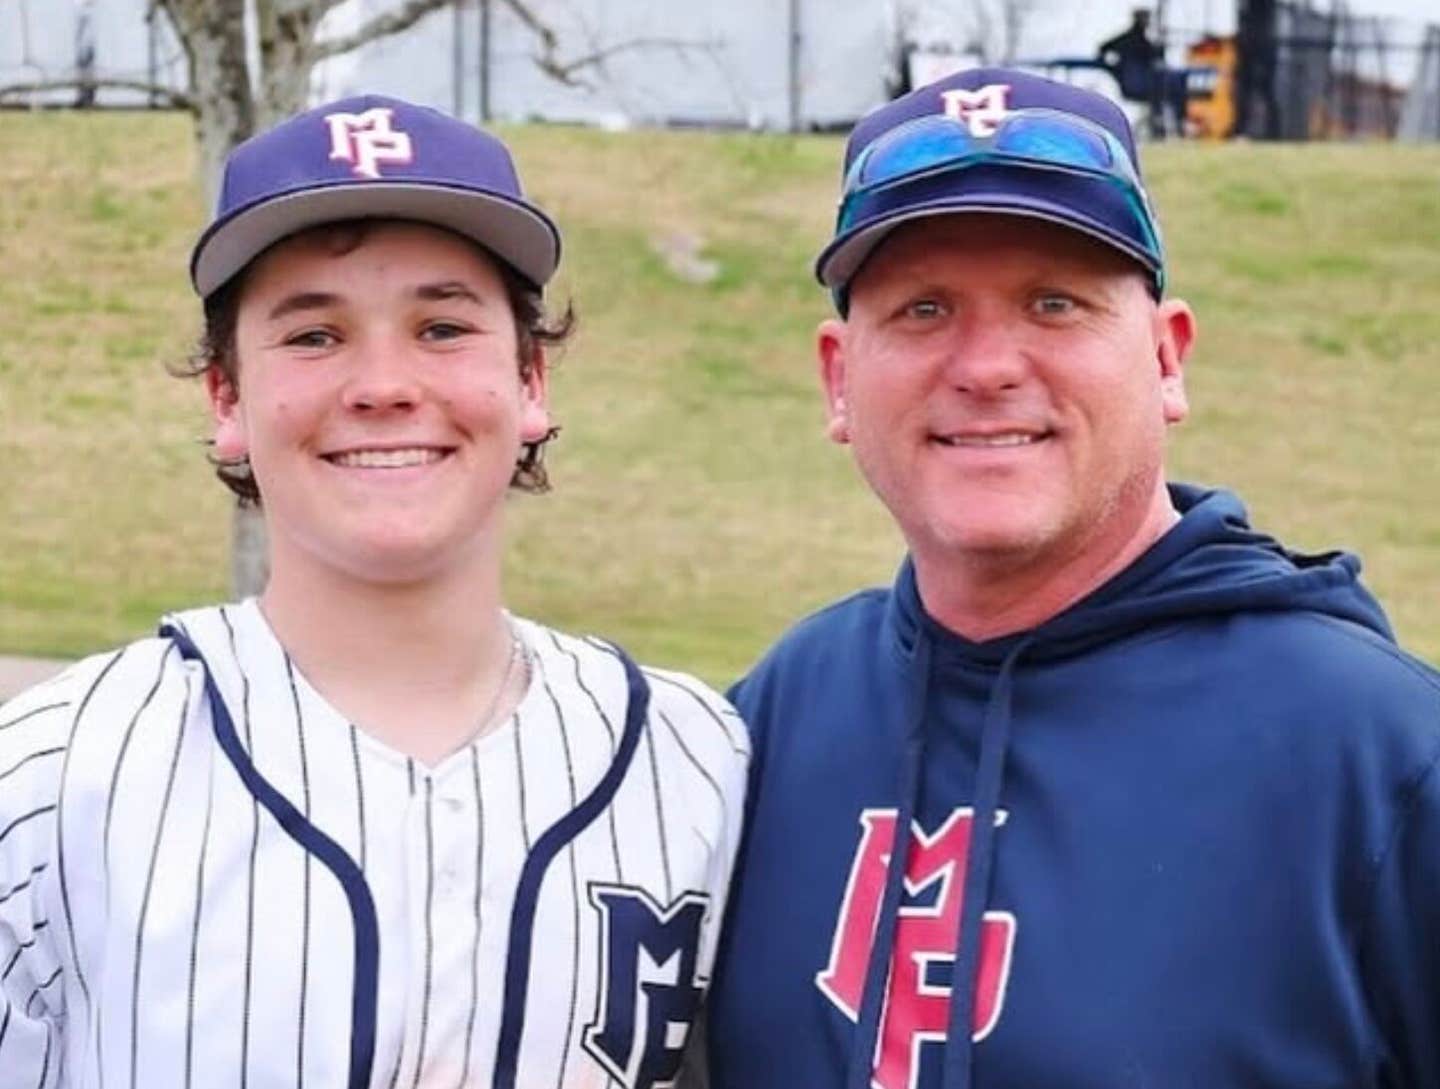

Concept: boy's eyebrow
[[266, 291, 340, 321], [264, 282, 484, 321], [414, 281, 482, 304]]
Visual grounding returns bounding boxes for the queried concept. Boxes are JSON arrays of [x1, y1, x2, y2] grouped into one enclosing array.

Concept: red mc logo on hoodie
[[816, 808, 1017, 1089]]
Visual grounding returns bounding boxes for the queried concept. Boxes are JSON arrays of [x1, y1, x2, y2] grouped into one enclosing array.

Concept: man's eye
[[1032, 294, 1078, 316], [904, 298, 946, 320]]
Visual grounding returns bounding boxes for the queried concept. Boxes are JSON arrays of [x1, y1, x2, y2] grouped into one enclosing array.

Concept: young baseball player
[[0, 96, 747, 1089]]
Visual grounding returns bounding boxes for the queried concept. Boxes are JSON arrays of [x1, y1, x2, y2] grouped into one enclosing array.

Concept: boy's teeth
[[332, 448, 441, 468]]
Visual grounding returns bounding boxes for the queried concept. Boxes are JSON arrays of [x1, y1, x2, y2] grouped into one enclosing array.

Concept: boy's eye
[[420, 321, 471, 341], [284, 328, 338, 349]]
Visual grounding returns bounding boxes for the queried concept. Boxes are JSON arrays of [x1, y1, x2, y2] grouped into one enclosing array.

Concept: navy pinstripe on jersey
[[0, 600, 748, 1088]]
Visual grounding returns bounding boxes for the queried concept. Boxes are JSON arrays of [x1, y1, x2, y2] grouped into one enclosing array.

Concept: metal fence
[[1231, 1, 1438, 139]]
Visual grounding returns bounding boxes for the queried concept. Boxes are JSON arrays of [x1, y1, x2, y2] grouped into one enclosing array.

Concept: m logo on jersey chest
[[817, 808, 1017, 1089], [584, 884, 709, 1088]]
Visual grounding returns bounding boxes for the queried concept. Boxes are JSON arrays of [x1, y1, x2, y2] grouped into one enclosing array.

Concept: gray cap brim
[[191, 181, 561, 298]]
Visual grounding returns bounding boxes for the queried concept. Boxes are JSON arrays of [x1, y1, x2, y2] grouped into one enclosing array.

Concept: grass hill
[[1, 111, 1437, 683]]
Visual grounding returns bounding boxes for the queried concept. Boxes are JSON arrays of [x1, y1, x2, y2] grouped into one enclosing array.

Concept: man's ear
[[818, 318, 852, 445], [519, 345, 552, 444], [1155, 298, 1195, 426], [206, 366, 248, 460]]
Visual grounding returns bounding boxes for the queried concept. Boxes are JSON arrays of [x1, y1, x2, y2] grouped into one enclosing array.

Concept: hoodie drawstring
[[845, 631, 932, 1089], [846, 629, 1032, 1089], [940, 636, 1032, 1089]]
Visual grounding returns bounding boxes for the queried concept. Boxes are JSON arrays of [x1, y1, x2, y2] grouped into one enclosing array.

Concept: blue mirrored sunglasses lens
[[859, 122, 979, 188], [992, 115, 1115, 173], [835, 110, 1164, 293]]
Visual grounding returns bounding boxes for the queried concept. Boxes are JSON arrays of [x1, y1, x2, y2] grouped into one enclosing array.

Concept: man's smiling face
[[819, 213, 1192, 587]]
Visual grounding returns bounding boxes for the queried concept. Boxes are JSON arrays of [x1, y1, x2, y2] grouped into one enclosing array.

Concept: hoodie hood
[[847, 483, 1394, 1089]]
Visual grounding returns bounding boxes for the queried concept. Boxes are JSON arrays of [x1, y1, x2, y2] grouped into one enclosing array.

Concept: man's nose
[[939, 312, 1030, 395]]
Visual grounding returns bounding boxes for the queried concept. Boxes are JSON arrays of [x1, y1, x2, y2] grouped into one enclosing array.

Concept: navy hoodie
[[707, 485, 1440, 1089]]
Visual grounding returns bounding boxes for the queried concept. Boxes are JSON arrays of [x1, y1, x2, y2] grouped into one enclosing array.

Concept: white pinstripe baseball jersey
[[0, 599, 749, 1089]]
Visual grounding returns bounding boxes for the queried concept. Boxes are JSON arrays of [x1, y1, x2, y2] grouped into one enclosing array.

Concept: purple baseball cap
[[190, 94, 561, 298], [816, 67, 1164, 300]]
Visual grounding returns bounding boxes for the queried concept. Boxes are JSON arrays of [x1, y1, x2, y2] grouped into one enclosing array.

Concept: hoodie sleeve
[[1356, 741, 1440, 1087]]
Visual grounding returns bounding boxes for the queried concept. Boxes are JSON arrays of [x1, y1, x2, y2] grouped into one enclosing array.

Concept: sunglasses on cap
[[837, 108, 1166, 296]]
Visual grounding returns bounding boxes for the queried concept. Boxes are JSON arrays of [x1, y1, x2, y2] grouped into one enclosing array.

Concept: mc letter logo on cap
[[324, 108, 415, 178], [939, 84, 1012, 136]]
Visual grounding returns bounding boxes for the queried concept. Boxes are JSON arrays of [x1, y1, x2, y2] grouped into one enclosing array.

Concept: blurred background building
[[1, 0, 1436, 140]]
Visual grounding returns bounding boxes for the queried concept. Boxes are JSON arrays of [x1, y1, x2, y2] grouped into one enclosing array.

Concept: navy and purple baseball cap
[[190, 94, 560, 298], [817, 67, 1167, 307]]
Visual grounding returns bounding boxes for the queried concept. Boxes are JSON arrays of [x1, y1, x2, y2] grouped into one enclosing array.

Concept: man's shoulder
[[1207, 609, 1440, 787], [1251, 608, 1440, 708], [753, 586, 892, 670], [728, 586, 894, 717]]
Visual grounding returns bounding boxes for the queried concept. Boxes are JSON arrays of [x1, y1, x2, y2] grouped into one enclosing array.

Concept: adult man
[[0, 96, 746, 1088], [704, 68, 1440, 1089], [1097, 8, 1190, 136], [1098, 8, 1162, 99]]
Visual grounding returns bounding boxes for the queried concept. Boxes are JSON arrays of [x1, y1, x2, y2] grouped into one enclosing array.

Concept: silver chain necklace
[[472, 620, 528, 741]]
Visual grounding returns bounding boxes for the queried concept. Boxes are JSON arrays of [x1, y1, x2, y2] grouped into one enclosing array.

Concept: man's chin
[[919, 512, 1062, 569]]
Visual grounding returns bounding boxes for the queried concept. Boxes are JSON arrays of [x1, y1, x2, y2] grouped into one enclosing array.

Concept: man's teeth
[[330, 448, 443, 468], [939, 433, 1041, 447]]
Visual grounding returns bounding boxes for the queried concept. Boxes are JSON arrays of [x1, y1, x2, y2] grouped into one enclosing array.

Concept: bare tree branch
[[0, 78, 193, 111], [533, 35, 718, 88], [272, 0, 347, 20], [496, 0, 559, 53], [310, 0, 455, 63]]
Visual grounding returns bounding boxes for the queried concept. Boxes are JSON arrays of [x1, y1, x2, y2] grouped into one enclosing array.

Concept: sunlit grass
[[1, 113, 1436, 681]]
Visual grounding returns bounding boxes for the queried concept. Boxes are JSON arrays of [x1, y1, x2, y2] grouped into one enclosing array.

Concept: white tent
[[0, 0, 894, 130], [322, 0, 891, 130], [1396, 24, 1440, 140]]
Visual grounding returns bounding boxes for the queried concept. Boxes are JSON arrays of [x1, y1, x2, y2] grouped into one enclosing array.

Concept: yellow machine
[[1185, 34, 1238, 139]]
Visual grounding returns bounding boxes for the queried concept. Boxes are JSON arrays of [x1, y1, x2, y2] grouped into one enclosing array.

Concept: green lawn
[[1, 112, 1437, 683]]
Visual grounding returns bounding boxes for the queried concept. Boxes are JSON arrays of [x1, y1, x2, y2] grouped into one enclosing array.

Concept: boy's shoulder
[[518, 618, 750, 765]]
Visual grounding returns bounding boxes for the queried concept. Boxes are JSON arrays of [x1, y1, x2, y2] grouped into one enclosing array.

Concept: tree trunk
[[257, 1, 327, 124], [160, 0, 256, 187], [159, 0, 271, 598]]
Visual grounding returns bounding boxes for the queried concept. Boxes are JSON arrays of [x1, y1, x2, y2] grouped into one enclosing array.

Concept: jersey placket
[[383, 768, 437, 1089], [424, 762, 491, 1087], [388, 755, 500, 1089]]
